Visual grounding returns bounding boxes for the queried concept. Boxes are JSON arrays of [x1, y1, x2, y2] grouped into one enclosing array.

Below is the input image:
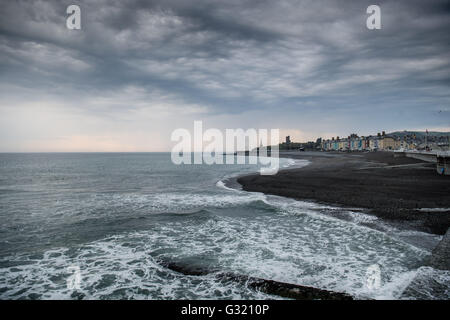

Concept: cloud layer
[[0, 0, 449, 151]]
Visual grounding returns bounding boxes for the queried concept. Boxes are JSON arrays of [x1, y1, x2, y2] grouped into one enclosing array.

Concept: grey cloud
[[0, 0, 449, 151]]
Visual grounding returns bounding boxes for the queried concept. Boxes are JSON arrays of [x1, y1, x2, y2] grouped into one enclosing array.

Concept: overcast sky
[[0, 0, 449, 151]]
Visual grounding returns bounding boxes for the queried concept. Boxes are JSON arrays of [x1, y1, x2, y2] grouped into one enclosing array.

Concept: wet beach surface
[[237, 151, 450, 235]]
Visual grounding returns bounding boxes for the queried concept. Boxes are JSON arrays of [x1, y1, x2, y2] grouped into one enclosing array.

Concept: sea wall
[[405, 152, 436, 163]]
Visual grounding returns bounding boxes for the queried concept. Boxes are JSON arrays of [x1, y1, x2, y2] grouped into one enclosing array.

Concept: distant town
[[280, 131, 450, 152]]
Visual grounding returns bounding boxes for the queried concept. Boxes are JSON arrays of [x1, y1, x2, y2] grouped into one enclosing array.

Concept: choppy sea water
[[0, 153, 448, 300]]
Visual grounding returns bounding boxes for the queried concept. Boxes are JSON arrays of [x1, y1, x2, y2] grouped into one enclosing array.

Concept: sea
[[0, 153, 448, 300]]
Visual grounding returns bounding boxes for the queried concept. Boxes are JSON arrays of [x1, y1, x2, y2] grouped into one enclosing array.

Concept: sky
[[0, 0, 449, 152]]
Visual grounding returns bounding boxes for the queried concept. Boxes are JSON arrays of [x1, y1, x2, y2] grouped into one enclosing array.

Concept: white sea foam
[[0, 237, 275, 300], [0, 199, 435, 300], [215, 180, 239, 192]]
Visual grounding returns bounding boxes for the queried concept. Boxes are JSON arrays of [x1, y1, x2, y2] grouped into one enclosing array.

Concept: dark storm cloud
[[0, 0, 449, 146]]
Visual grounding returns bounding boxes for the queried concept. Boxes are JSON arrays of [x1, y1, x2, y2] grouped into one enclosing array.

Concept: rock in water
[[159, 259, 353, 300]]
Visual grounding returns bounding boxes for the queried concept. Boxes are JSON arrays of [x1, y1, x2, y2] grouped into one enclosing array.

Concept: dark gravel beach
[[237, 151, 450, 235]]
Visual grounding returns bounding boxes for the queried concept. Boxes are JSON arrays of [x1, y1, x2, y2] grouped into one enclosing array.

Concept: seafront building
[[290, 131, 449, 175], [281, 130, 448, 153], [321, 131, 421, 152]]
